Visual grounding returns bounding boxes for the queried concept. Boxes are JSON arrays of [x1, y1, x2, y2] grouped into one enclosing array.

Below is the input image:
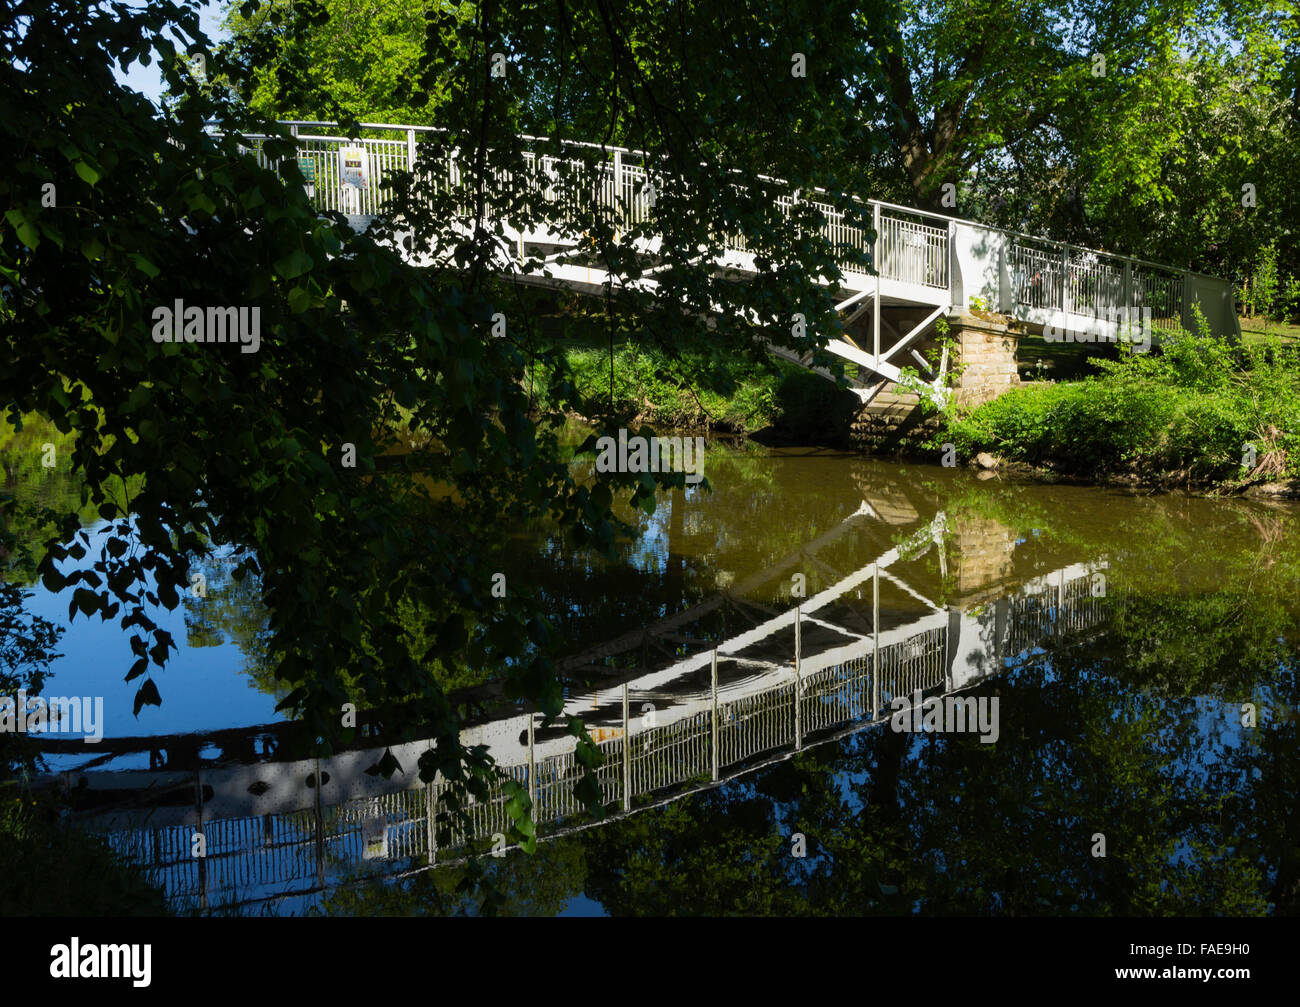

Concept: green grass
[[1239, 314, 1300, 344], [525, 337, 851, 436]]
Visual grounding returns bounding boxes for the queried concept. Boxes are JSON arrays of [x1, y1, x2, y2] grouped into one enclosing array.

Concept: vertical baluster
[[794, 606, 803, 750], [872, 204, 882, 359], [622, 684, 630, 812]]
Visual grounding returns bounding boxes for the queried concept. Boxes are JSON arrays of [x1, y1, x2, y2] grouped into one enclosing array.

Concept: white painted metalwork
[[211, 120, 1240, 405]]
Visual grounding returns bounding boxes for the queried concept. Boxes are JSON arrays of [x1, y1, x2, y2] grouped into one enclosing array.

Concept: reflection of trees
[[571, 635, 1291, 916], [183, 554, 267, 652], [288, 626, 1297, 917], [304, 493, 1300, 916], [0, 583, 64, 776], [519, 441, 919, 661], [177, 463, 1300, 916], [312, 839, 589, 917], [2, 420, 95, 587]]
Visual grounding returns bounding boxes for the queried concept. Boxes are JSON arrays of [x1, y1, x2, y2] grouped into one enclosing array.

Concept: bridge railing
[[877, 213, 949, 289], [1004, 237, 1187, 333], [235, 123, 954, 294], [224, 120, 1236, 339]]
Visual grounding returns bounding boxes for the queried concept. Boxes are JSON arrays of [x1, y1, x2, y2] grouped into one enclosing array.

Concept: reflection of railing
[[88, 565, 1110, 911], [1004, 568, 1105, 656]]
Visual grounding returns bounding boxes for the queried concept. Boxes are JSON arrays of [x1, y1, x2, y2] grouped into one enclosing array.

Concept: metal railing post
[[1056, 569, 1065, 636], [426, 780, 437, 866], [527, 711, 537, 819], [1062, 244, 1070, 314], [872, 563, 880, 719], [947, 219, 957, 297], [194, 766, 206, 911], [407, 128, 416, 173], [612, 148, 622, 222], [794, 605, 803, 750], [944, 617, 953, 693], [622, 683, 631, 812], [873, 203, 882, 360], [312, 757, 325, 891], [711, 649, 719, 781]]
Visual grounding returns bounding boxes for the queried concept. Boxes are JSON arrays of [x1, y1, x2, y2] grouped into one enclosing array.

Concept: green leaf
[[274, 687, 307, 713], [273, 248, 313, 279], [73, 587, 99, 615], [130, 253, 160, 278], [73, 160, 101, 185], [287, 284, 313, 313], [5, 208, 39, 249], [157, 579, 179, 610], [133, 678, 162, 717]]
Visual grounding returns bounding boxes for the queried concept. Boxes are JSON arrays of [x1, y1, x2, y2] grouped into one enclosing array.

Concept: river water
[[8, 435, 1300, 915]]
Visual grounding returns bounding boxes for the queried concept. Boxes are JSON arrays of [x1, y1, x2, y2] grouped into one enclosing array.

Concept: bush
[[942, 325, 1300, 484], [0, 793, 170, 915]]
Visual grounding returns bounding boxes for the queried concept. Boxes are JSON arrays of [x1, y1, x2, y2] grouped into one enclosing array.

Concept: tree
[[2, 0, 599, 856], [223, 0, 1300, 285], [1, 0, 896, 884], [220, 0, 475, 127], [860, 0, 1298, 275]]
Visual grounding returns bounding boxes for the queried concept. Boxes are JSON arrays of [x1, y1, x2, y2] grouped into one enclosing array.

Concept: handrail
[[218, 119, 1224, 284]]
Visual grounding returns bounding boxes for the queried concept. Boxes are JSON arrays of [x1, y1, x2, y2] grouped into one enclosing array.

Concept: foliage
[[0, 583, 63, 780], [0, 791, 171, 915], [1, 0, 907, 903], [219, 0, 475, 127], [525, 337, 842, 435], [858, 0, 1298, 283], [1245, 240, 1281, 328], [940, 319, 1300, 484]]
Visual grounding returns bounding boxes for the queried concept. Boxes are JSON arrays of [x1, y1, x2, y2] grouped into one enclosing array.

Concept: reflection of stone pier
[[949, 515, 1017, 597]]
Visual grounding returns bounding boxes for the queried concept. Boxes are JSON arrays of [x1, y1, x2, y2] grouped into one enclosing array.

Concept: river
[[8, 434, 1300, 915]]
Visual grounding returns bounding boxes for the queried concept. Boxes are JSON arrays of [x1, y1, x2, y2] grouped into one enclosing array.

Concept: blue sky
[[113, 0, 229, 105]]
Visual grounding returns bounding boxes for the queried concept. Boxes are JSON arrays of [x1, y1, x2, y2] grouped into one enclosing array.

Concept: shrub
[[944, 322, 1300, 484]]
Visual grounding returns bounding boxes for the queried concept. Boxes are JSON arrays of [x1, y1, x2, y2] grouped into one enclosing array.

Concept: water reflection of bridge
[[39, 497, 1111, 911]]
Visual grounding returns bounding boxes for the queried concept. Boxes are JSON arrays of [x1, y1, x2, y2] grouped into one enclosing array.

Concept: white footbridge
[[227, 121, 1239, 406]]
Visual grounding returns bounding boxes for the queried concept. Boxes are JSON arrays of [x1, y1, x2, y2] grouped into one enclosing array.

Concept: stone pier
[[850, 310, 1023, 454]]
